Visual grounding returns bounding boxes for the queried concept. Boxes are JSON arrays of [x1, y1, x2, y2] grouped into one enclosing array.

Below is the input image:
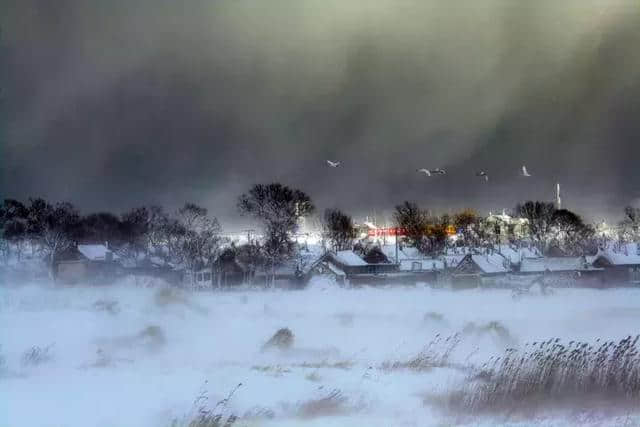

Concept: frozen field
[[1, 279, 640, 427]]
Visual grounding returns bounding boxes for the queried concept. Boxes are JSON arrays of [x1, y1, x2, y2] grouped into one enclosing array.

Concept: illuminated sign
[[367, 228, 406, 237]]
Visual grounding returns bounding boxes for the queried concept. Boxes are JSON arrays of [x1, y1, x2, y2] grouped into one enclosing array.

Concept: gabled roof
[[333, 250, 368, 266], [443, 254, 466, 269], [77, 244, 117, 261], [497, 245, 542, 265], [594, 243, 640, 266], [454, 253, 510, 275], [520, 256, 595, 273], [470, 254, 510, 274]]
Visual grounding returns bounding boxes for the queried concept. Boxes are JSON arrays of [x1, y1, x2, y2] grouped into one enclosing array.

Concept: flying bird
[[326, 160, 340, 167], [521, 165, 532, 177], [416, 168, 431, 176], [476, 171, 489, 181], [430, 168, 446, 175]]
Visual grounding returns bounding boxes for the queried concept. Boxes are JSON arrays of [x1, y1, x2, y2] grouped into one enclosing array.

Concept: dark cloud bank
[[1, 0, 640, 223]]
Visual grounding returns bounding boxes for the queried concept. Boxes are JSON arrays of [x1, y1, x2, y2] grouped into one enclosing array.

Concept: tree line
[[2, 184, 639, 281]]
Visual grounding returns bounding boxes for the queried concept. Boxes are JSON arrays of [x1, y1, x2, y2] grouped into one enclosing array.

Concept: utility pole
[[556, 183, 562, 210], [395, 228, 399, 264]]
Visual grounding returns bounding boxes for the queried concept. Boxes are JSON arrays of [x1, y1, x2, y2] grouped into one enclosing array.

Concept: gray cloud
[[2, 0, 639, 223]]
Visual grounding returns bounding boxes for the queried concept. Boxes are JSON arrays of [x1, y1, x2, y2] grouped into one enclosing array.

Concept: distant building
[[322, 249, 398, 284], [55, 244, 120, 284], [452, 252, 511, 288], [592, 243, 640, 284], [483, 211, 529, 243]]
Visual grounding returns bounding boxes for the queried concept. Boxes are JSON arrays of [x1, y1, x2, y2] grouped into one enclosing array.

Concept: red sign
[[367, 227, 406, 237]]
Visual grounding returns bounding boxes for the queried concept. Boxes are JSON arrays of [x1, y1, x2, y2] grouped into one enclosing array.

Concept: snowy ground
[[1, 278, 639, 427]]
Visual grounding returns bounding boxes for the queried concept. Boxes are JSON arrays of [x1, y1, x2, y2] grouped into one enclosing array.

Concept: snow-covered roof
[[77, 244, 116, 261], [596, 243, 640, 266], [520, 257, 594, 273], [497, 245, 519, 264], [470, 254, 510, 274], [333, 250, 368, 266], [399, 259, 445, 272], [497, 245, 542, 264], [443, 254, 465, 269]]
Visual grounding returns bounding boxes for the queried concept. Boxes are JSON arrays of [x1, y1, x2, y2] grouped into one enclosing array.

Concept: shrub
[[93, 299, 120, 314], [441, 336, 640, 415], [381, 334, 461, 372], [262, 328, 294, 351], [171, 383, 241, 427], [21, 344, 54, 366], [296, 389, 349, 419]]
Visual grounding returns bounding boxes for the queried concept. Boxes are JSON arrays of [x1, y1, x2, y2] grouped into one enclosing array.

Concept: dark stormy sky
[[1, 0, 640, 224]]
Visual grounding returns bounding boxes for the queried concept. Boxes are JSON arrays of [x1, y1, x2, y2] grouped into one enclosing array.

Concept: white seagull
[[327, 160, 340, 168], [521, 165, 532, 177], [476, 171, 489, 181], [430, 168, 446, 175], [416, 168, 431, 176]]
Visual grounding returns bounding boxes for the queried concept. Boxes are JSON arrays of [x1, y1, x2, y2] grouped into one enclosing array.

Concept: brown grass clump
[[462, 321, 516, 346], [93, 299, 120, 314], [305, 371, 322, 382], [171, 383, 241, 427], [296, 389, 350, 419], [381, 334, 461, 372], [439, 336, 640, 416], [251, 360, 353, 375], [424, 312, 446, 323], [297, 360, 354, 370], [99, 325, 166, 352], [262, 328, 294, 351], [137, 325, 166, 348], [21, 344, 54, 366], [251, 365, 291, 377], [155, 288, 208, 314]]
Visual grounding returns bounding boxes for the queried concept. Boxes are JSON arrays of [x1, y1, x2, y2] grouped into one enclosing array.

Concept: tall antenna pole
[[556, 183, 562, 210]]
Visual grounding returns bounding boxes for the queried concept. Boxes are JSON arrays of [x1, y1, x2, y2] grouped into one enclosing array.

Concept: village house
[[55, 243, 121, 284], [452, 251, 511, 288], [496, 244, 542, 269], [483, 212, 529, 244], [379, 244, 444, 283], [592, 243, 640, 285], [323, 249, 399, 285], [518, 256, 604, 287]]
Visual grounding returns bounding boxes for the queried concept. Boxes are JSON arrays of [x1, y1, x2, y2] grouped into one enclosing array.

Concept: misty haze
[[1, 1, 640, 426]]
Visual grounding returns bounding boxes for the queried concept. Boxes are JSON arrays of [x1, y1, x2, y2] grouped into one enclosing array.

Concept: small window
[[203, 272, 211, 281], [412, 261, 422, 271], [197, 273, 203, 282]]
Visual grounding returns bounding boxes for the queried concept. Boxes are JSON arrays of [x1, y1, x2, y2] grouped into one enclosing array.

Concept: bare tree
[[238, 183, 314, 286], [322, 208, 356, 252], [117, 206, 152, 267], [394, 201, 428, 253], [515, 201, 557, 253], [0, 199, 29, 263], [619, 206, 640, 242], [26, 199, 80, 279], [550, 209, 595, 255], [452, 209, 491, 247], [176, 203, 222, 286], [426, 214, 450, 255]]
